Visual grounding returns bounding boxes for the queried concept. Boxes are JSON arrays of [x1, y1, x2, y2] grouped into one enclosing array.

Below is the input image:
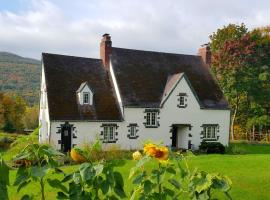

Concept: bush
[[199, 141, 225, 154], [81, 139, 132, 162]]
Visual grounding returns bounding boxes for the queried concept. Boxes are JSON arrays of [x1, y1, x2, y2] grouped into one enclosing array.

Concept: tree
[[0, 93, 26, 133], [23, 105, 39, 129], [210, 23, 270, 140], [211, 30, 256, 140]]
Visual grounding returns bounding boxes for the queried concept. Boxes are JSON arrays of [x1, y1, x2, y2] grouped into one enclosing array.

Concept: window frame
[[83, 92, 90, 104], [130, 125, 136, 137], [177, 93, 187, 108], [145, 110, 159, 128], [202, 125, 218, 140], [103, 126, 115, 142]]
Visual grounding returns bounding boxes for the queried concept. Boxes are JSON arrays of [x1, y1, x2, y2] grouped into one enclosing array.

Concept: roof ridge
[[42, 52, 102, 61], [112, 47, 200, 57]]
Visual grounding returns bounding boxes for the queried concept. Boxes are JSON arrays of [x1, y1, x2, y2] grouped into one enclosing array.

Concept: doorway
[[61, 122, 72, 152], [171, 124, 191, 149]]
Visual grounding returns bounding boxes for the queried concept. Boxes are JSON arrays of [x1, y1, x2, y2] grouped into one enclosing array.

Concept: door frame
[[60, 122, 72, 152], [171, 124, 192, 150]]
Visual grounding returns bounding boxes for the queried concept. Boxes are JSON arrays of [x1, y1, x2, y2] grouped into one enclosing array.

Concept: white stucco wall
[[39, 64, 50, 143], [48, 75, 230, 150]]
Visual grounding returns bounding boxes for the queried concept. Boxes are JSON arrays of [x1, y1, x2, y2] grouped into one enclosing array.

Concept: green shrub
[[81, 139, 132, 162], [199, 141, 225, 154]]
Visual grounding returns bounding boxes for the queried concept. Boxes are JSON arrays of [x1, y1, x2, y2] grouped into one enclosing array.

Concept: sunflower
[[132, 151, 142, 161], [143, 143, 157, 157], [153, 147, 169, 161]]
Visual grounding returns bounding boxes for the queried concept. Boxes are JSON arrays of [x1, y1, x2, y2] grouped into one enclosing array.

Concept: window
[[103, 126, 115, 142], [203, 125, 218, 140], [130, 125, 136, 137], [178, 93, 187, 108], [83, 92, 90, 104], [179, 95, 185, 106], [146, 112, 158, 127], [127, 124, 139, 139]]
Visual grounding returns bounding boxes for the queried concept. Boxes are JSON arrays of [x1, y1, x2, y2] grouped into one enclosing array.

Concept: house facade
[[39, 34, 230, 152]]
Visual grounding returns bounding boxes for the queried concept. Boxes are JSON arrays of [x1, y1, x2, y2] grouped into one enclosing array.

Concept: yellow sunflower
[[132, 151, 142, 161], [153, 146, 169, 161], [143, 143, 157, 157]]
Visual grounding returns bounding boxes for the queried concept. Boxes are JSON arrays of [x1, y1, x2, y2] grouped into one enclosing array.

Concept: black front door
[[61, 122, 72, 152], [171, 126, 177, 148]]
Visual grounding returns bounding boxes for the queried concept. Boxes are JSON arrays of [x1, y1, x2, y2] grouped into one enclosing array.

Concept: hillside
[[0, 52, 41, 105]]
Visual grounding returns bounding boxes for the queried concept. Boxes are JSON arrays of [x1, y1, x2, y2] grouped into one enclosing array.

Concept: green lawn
[[3, 142, 270, 200]]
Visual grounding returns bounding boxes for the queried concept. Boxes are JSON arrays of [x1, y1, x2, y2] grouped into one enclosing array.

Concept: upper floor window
[[77, 82, 93, 105], [202, 125, 218, 140], [144, 109, 159, 128], [177, 93, 187, 108], [83, 92, 90, 104]]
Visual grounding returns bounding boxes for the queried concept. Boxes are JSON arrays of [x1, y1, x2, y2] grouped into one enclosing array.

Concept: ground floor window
[[127, 123, 139, 139], [103, 126, 115, 142], [203, 125, 218, 140]]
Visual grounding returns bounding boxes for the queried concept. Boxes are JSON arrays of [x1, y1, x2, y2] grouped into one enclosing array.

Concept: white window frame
[[83, 92, 90, 104], [203, 125, 218, 140], [103, 126, 115, 142], [179, 95, 185, 106], [146, 112, 158, 127]]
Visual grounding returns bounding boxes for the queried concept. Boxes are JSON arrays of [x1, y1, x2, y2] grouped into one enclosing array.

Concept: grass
[[2, 135, 270, 200], [6, 154, 270, 200]]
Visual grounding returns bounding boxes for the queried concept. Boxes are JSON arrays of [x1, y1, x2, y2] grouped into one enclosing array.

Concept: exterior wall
[[48, 76, 230, 150], [39, 64, 50, 143]]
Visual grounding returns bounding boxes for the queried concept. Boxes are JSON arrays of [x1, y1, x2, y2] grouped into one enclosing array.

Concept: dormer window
[[76, 82, 93, 105], [83, 92, 90, 104]]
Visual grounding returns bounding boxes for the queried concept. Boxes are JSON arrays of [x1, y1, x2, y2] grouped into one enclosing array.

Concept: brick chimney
[[198, 43, 211, 67], [100, 33, 112, 70]]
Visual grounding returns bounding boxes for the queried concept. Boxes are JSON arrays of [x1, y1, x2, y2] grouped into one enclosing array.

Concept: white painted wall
[[48, 75, 230, 150], [39, 64, 50, 143]]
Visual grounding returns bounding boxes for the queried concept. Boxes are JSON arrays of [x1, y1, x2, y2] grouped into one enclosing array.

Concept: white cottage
[[39, 34, 230, 152]]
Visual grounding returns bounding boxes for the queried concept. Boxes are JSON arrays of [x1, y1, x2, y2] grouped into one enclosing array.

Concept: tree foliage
[[210, 23, 270, 138], [0, 93, 27, 133]]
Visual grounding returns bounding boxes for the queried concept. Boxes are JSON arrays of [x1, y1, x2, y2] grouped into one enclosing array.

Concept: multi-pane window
[[83, 92, 90, 104], [146, 112, 157, 126], [103, 126, 115, 142], [179, 95, 185, 106], [203, 125, 218, 139], [178, 93, 187, 107]]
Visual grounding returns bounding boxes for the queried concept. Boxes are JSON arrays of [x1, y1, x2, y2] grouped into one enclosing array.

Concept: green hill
[[0, 52, 41, 105]]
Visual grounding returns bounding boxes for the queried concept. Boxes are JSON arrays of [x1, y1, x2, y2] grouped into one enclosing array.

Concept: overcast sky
[[0, 0, 269, 59]]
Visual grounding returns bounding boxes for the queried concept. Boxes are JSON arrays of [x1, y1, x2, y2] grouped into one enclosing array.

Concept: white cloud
[[0, 0, 269, 59]]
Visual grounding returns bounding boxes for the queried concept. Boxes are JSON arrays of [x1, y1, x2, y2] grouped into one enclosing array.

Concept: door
[[171, 126, 177, 148], [61, 123, 72, 152]]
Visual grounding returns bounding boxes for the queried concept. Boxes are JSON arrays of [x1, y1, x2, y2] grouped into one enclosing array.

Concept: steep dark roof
[[111, 47, 229, 109], [42, 53, 122, 121]]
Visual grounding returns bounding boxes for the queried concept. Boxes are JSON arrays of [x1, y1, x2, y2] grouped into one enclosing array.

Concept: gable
[[160, 73, 202, 109]]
